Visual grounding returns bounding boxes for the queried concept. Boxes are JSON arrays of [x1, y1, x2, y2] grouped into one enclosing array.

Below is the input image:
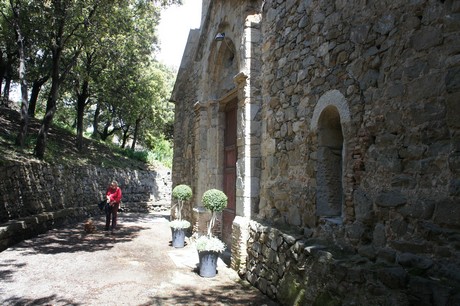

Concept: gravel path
[[0, 212, 279, 306]]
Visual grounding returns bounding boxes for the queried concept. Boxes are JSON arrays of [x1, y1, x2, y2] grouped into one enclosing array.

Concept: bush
[[109, 146, 172, 169], [145, 134, 173, 168], [202, 189, 227, 213], [172, 184, 193, 202]]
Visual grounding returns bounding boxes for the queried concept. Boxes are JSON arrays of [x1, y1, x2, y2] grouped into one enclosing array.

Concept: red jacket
[[106, 186, 122, 204]]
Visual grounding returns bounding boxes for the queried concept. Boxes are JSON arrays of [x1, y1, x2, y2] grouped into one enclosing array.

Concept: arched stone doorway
[[195, 13, 262, 270], [198, 35, 239, 246]]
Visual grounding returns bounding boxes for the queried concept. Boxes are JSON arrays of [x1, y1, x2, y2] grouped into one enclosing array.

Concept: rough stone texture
[[171, 0, 460, 304], [0, 161, 171, 251], [247, 220, 460, 306]]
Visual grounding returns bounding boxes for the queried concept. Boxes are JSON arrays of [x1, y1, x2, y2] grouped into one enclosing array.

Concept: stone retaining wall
[[0, 160, 171, 251], [246, 220, 460, 305]]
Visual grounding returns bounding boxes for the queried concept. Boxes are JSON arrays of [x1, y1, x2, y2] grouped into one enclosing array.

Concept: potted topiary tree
[[169, 184, 192, 248], [195, 188, 227, 277]]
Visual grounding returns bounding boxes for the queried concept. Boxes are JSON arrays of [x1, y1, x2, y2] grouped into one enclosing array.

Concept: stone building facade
[[171, 0, 460, 304]]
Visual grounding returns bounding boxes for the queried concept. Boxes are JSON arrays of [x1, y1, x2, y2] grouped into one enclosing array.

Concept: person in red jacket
[[105, 180, 122, 231]]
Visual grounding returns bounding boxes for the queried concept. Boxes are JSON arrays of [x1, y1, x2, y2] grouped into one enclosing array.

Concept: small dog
[[84, 218, 96, 234]]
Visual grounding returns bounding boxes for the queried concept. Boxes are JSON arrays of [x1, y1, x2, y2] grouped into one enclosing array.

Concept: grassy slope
[[0, 106, 150, 170]]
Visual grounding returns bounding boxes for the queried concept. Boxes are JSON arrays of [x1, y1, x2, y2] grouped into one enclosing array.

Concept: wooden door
[[222, 100, 237, 247]]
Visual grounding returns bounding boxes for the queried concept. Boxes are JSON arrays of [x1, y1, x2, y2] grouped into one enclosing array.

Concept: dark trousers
[[105, 203, 119, 230]]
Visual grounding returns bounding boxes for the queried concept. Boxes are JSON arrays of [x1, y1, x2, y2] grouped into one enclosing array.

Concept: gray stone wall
[[170, 28, 201, 223], [258, 0, 460, 228], [0, 160, 171, 251], [247, 0, 460, 303], [246, 220, 460, 305], [171, 0, 264, 224], [172, 0, 460, 304]]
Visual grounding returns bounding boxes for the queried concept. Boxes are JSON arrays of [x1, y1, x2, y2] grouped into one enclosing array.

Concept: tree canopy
[[0, 0, 180, 162]]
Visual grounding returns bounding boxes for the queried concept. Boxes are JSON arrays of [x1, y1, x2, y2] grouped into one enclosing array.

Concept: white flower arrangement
[[169, 219, 191, 229], [195, 235, 226, 253]]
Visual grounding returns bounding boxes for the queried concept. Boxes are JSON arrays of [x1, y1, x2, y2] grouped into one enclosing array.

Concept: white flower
[[169, 220, 191, 229], [195, 235, 226, 253]]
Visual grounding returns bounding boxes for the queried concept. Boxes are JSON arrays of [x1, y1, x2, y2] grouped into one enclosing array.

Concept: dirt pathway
[[0, 212, 279, 306]]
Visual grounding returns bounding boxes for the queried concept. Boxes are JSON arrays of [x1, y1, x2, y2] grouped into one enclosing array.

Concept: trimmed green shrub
[[171, 184, 192, 221], [172, 184, 193, 202], [202, 189, 227, 213]]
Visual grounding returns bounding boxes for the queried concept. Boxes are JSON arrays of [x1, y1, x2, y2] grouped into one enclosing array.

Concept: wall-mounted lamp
[[214, 32, 225, 41], [214, 32, 234, 55]]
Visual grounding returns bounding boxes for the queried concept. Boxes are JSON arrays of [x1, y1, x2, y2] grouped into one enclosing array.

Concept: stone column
[[231, 13, 262, 272], [193, 101, 210, 235], [192, 100, 222, 236]]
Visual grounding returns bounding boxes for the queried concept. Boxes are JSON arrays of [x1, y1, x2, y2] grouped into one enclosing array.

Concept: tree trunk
[[28, 76, 49, 117], [1, 51, 14, 107], [100, 120, 111, 141], [2, 77, 11, 106], [76, 50, 95, 151], [35, 37, 63, 159], [34, 55, 60, 159], [76, 79, 89, 151], [34, 0, 69, 159], [131, 117, 141, 150], [76, 80, 89, 151], [121, 124, 130, 148], [12, 0, 30, 148], [91, 103, 100, 139], [0, 49, 4, 98]]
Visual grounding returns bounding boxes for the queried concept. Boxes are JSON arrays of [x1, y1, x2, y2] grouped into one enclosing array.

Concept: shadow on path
[[0, 259, 26, 282], [9, 214, 157, 255], [3, 295, 81, 306], [142, 283, 277, 306], [0, 212, 280, 306]]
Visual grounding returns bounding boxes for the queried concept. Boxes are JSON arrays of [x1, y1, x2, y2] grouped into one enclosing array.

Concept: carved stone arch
[[206, 36, 239, 99], [311, 90, 351, 130], [311, 90, 351, 219]]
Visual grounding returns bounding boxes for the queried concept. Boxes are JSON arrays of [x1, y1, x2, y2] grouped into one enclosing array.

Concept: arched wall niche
[[311, 90, 351, 220]]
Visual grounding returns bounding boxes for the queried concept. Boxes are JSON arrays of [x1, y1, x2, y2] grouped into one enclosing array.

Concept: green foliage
[[51, 120, 76, 135], [278, 273, 307, 306], [1, 0, 180, 159], [171, 184, 192, 222], [117, 147, 147, 161], [145, 134, 173, 168], [104, 145, 162, 168], [312, 292, 340, 306], [195, 235, 226, 253], [172, 184, 193, 202], [202, 189, 228, 213]]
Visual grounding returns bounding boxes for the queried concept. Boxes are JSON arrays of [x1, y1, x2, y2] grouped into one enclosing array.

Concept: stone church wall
[[245, 0, 460, 304], [170, 27, 202, 222], [171, 0, 460, 304], [0, 160, 171, 251], [258, 0, 459, 230]]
